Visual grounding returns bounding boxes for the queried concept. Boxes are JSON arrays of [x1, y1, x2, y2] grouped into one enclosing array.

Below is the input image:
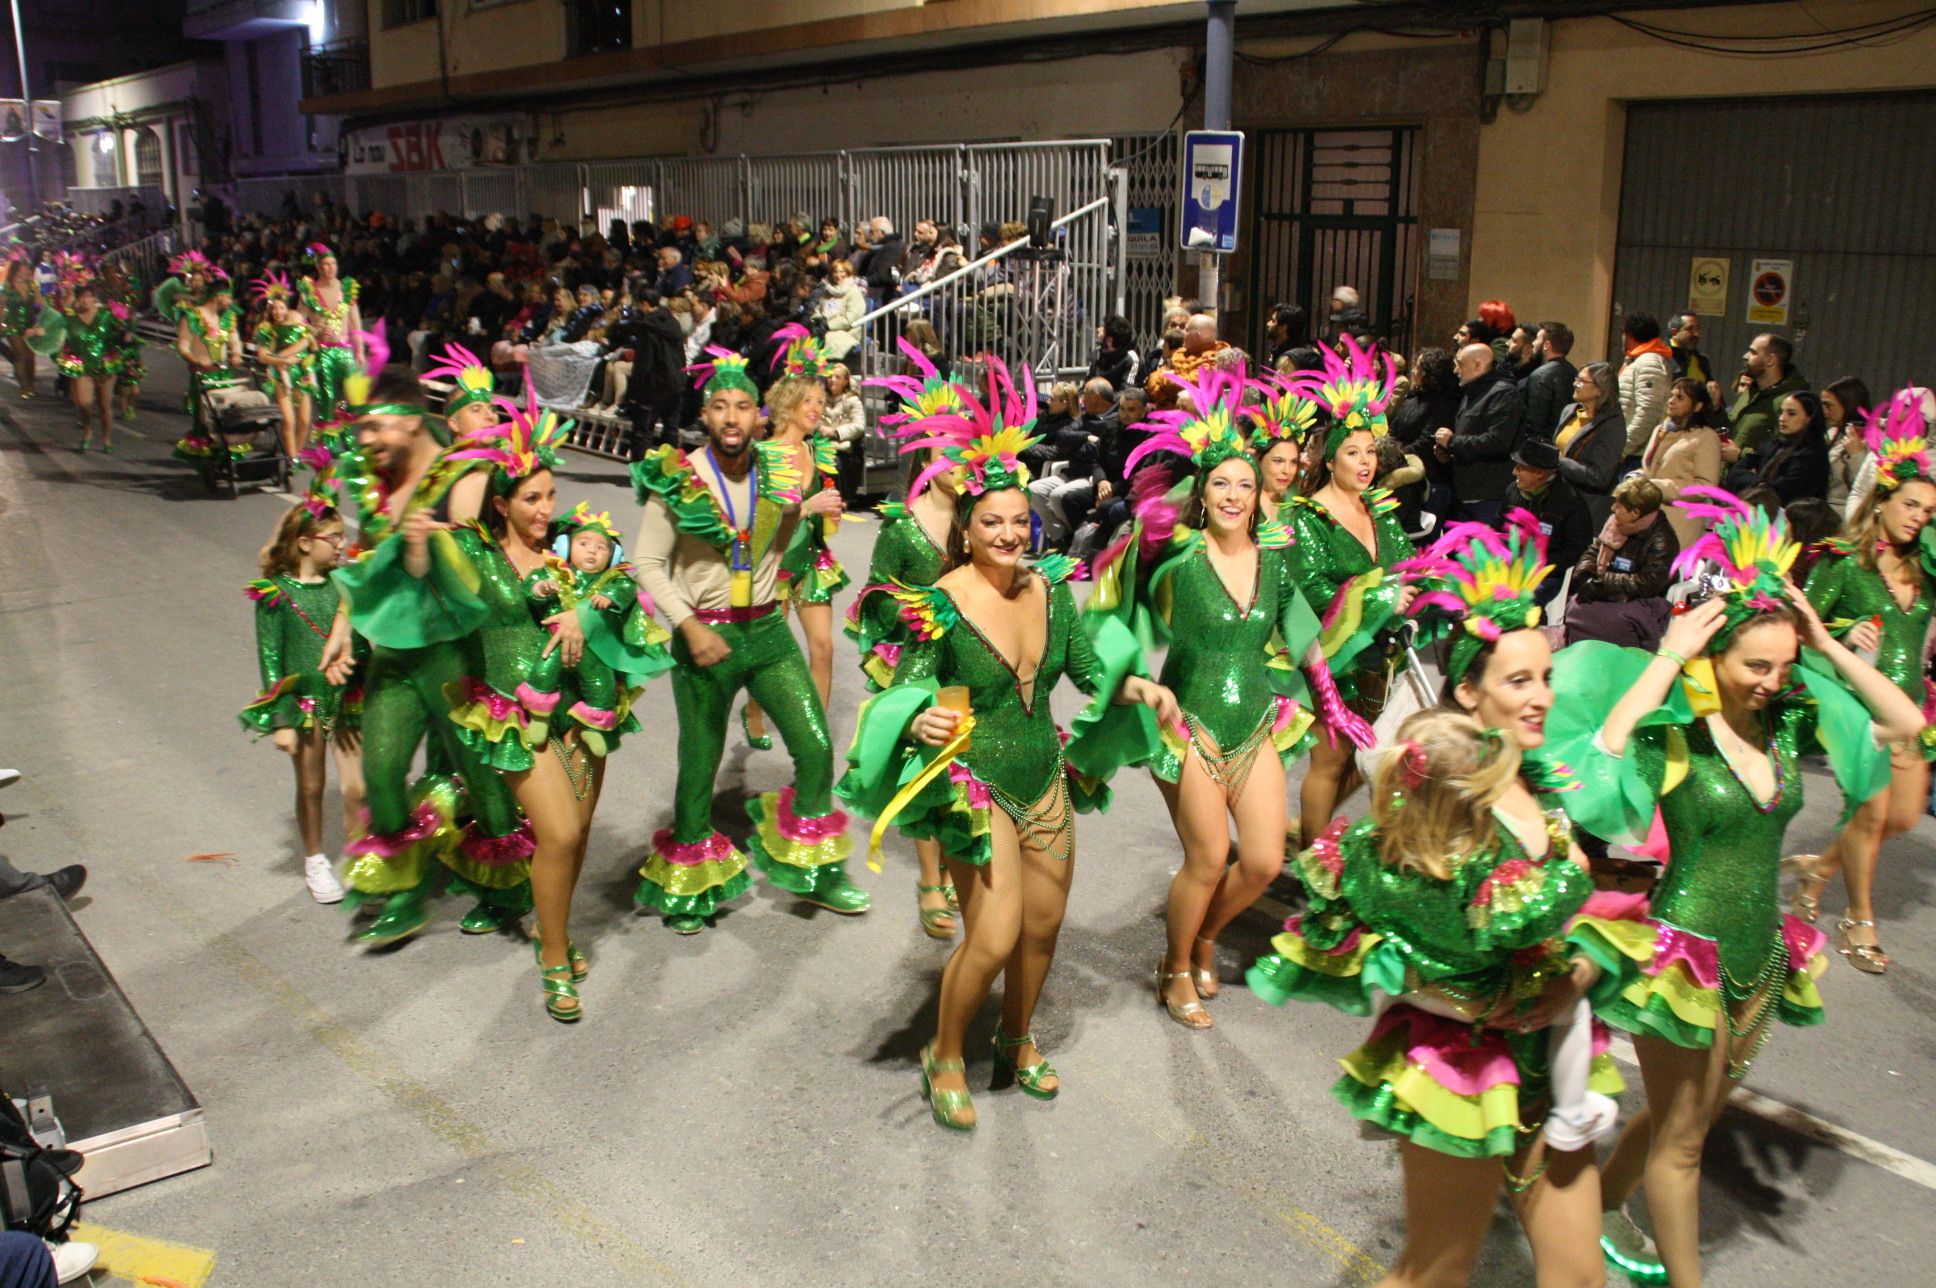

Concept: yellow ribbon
[[866, 714, 977, 872], [1679, 656, 1721, 718]]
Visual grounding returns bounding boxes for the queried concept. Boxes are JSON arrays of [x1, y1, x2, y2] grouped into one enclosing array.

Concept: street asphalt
[[2, 350, 1934, 1286]]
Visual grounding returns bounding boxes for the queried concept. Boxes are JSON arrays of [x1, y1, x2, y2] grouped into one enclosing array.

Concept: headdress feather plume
[[1123, 360, 1253, 478], [768, 322, 829, 381], [250, 269, 294, 306], [901, 355, 1041, 503], [423, 341, 498, 415], [687, 345, 759, 399], [1862, 387, 1936, 496], [1670, 485, 1800, 633], [867, 338, 963, 436], [448, 388, 573, 487], [1291, 334, 1396, 460], [1397, 508, 1552, 683]]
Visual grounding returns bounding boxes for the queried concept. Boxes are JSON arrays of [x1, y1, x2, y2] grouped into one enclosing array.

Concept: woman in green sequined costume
[[838, 358, 1178, 1131], [242, 502, 365, 904], [746, 327, 849, 746], [55, 281, 126, 453], [3, 258, 45, 398], [1796, 391, 1936, 974], [1543, 488, 1920, 1286], [172, 279, 248, 471], [299, 244, 363, 425], [1283, 337, 1419, 845], [251, 272, 317, 460], [1080, 364, 1328, 1029]]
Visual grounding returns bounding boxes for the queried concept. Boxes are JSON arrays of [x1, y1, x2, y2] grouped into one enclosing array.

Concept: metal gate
[[1247, 127, 1419, 358], [1611, 92, 1936, 393]]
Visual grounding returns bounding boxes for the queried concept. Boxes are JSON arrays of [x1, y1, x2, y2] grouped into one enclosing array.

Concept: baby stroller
[[196, 374, 290, 498]]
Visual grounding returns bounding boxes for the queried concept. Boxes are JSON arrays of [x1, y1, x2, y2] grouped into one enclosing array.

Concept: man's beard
[[710, 429, 750, 458]]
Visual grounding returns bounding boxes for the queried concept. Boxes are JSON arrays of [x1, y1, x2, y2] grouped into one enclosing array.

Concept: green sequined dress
[[0, 283, 37, 337], [442, 524, 568, 773], [1284, 490, 1414, 704], [239, 576, 362, 735], [778, 435, 851, 606], [844, 501, 948, 691], [1246, 810, 1623, 1158], [300, 276, 360, 422], [1805, 542, 1936, 761], [838, 557, 1142, 865], [52, 307, 124, 379], [254, 320, 318, 399]]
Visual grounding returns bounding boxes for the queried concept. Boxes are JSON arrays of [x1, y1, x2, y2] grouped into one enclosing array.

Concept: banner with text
[[343, 117, 531, 175]]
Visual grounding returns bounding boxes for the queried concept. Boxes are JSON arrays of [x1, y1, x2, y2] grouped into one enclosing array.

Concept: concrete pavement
[[3, 351, 1934, 1286]]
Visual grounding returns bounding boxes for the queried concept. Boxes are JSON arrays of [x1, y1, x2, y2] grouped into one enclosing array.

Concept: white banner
[[343, 116, 529, 175]]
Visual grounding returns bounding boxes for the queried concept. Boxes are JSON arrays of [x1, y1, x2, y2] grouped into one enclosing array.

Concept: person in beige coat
[[1637, 377, 1724, 547]]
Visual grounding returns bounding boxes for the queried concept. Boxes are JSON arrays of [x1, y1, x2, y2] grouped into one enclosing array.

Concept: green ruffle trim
[[343, 778, 463, 896], [631, 443, 796, 559], [635, 855, 752, 918], [581, 601, 675, 686], [1063, 612, 1163, 782], [441, 838, 532, 891], [333, 529, 488, 650]]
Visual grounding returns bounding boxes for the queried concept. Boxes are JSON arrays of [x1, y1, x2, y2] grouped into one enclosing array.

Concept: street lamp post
[[8, 0, 36, 209]]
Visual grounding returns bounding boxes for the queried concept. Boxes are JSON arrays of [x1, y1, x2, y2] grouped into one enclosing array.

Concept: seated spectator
[[1022, 381, 1079, 477], [1638, 377, 1724, 548], [1088, 314, 1141, 391], [817, 258, 866, 361], [823, 362, 868, 504], [1563, 477, 1681, 650], [1145, 314, 1231, 409], [1821, 375, 1873, 514], [1027, 379, 1110, 551], [1553, 360, 1626, 526], [1500, 437, 1592, 609], [1070, 385, 1152, 565], [1726, 389, 1829, 503]]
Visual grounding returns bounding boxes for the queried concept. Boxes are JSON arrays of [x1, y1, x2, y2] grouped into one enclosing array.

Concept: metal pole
[[1108, 165, 1129, 318], [9, 0, 37, 210], [1198, 0, 1235, 315]]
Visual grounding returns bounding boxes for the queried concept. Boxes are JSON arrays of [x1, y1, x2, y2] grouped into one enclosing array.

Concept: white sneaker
[[0, 768, 20, 790], [304, 853, 346, 904], [46, 1239, 98, 1284], [1543, 1090, 1621, 1151]]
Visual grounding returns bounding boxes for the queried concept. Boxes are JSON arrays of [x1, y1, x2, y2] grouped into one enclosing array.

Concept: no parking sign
[[1746, 258, 1792, 326]]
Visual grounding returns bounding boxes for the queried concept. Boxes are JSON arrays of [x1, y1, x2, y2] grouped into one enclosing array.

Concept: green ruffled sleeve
[[1538, 640, 1681, 845], [1789, 654, 1891, 822], [579, 594, 674, 685], [1245, 820, 1409, 1013], [332, 528, 488, 649], [1065, 610, 1162, 782]]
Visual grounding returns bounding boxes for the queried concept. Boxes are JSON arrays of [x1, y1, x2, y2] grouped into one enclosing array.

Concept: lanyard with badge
[[703, 447, 758, 608]]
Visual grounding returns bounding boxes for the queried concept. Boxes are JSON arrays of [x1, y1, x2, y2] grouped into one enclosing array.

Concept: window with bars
[[564, 0, 632, 57], [135, 128, 163, 188]]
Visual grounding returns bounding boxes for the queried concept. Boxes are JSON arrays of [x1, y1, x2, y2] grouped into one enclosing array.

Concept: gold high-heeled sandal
[[1156, 964, 1212, 1029], [1785, 853, 1826, 924], [1192, 936, 1219, 998], [1836, 917, 1889, 975]]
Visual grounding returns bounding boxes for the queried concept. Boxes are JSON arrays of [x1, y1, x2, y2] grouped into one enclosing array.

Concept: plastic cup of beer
[[936, 685, 973, 750]]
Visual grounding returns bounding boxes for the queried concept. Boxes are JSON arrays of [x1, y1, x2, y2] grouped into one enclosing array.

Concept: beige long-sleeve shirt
[[1640, 422, 1722, 548], [633, 460, 798, 630]]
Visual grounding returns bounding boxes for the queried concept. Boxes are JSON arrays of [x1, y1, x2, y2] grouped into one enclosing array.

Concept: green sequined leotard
[[53, 307, 124, 379], [846, 501, 948, 691], [1284, 491, 1414, 703], [777, 435, 851, 606], [0, 283, 38, 337], [240, 575, 361, 734], [443, 524, 561, 773], [1806, 544, 1935, 759], [254, 320, 317, 398], [300, 276, 359, 420]]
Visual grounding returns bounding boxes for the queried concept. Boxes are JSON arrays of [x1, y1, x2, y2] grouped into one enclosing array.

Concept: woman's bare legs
[[508, 747, 589, 1017], [1376, 1144, 1505, 1288], [1155, 753, 1231, 1023], [1195, 749, 1290, 988], [915, 835, 955, 933], [1815, 743, 1925, 963], [72, 375, 96, 446], [1511, 1143, 1607, 1287], [274, 387, 299, 460], [995, 817, 1075, 1094], [10, 338, 34, 394], [797, 602, 836, 712], [1299, 727, 1362, 847], [1605, 1032, 1733, 1287], [928, 823, 1023, 1126]]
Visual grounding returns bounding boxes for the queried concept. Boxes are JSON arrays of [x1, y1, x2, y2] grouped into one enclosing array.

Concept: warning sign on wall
[[1687, 256, 1729, 317], [1746, 259, 1792, 326]]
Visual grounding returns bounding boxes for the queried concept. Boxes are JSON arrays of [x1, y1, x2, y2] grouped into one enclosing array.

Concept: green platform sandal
[[919, 1044, 975, 1132], [566, 940, 589, 983], [535, 941, 581, 1023], [917, 883, 958, 939], [991, 1032, 1059, 1101], [741, 704, 773, 751]]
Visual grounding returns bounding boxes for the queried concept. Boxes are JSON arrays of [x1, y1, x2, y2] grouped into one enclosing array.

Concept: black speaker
[[1027, 196, 1054, 248]]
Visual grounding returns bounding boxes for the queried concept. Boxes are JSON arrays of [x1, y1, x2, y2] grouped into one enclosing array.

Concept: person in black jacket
[[1087, 314, 1141, 391], [1025, 378, 1109, 550], [618, 291, 688, 458], [1520, 321, 1578, 440], [1500, 437, 1592, 609], [1551, 361, 1627, 527], [1388, 346, 1461, 523], [1432, 343, 1523, 525], [1727, 388, 1831, 503]]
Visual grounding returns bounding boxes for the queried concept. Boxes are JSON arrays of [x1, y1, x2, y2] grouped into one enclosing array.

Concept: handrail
[[852, 194, 1111, 331]]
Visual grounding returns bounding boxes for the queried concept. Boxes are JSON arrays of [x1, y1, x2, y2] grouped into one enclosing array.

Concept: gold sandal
[[1786, 854, 1826, 924], [1836, 918, 1889, 975], [1192, 936, 1219, 998], [1156, 964, 1212, 1030]]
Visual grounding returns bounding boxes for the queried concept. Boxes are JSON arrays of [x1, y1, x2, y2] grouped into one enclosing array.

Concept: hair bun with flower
[[1123, 360, 1253, 477], [423, 341, 498, 416], [251, 269, 295, 306], [1669, 485, 1800, 641], [901, 354, 1041, 505], [1399, 508, 1553, 683], [769, 322, 829, 381], [1291, 334, 1396, 460], [1863, 387, 1936, 495]]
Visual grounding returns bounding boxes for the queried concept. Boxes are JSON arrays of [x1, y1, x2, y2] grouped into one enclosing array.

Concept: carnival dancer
[[3, 256, 47, 398], [1078, 362, 1330, 1030], [171, 274, 247, 472], [441, 398, 662, 1019], [516, 500, 673, 753], [1249, 708, 1623, 1288], [251, 271, 316, 460], [847, 339, 965, 937], [299, 243, 365, 424], [242, 480, 364, 905], [1540, 487, 1920, 1285], [100, 259, 144, 421], [1796, 389, 1936, 974], [837, 357, 1179, 1131], [1284, 336, 1419, 844], [317, 366, 534, 945], [1245, 370, 1321, 523], [630, 348, 869, 933], [743, 323, 849, 748], [55, 281, 127, 453]]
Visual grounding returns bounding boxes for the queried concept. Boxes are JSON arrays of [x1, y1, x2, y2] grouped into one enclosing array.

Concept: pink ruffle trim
[[455, 677, 524, 723], [947, 761, 992, 810], [653, 828, 735, 867], [346, 801, 443, 858], [872, 642, 902, 670], [772, 786, 849, 841], [568, 701, 618, 731], [1373, 1005, 1612, 1097], [460, 819, 535, 865], [1782, 912, 1827, 964], [1271, 693, 1299, 734], [516, 682, 560, 715]]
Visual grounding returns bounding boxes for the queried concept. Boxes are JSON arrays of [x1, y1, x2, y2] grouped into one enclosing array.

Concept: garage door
[[1611, 92, 1936, 394]]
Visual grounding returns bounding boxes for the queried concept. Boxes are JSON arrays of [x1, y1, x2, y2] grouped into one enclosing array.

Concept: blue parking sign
[[1181, 130, 1243, 254]]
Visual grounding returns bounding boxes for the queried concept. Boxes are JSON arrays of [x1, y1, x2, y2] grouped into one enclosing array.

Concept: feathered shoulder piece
[[244, 578, 286, 607], [1030, 551, 1084, 588], [887, 582, 959, 642], [1399, 508, 1553, 683], [901, 355, 1041, 503]]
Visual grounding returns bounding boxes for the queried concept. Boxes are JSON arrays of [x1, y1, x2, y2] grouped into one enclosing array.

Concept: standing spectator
[[1562, 477, 1682, 649], [1504, 322, 1539, 384], [1616, 310, 1674, 468], [621, 290, 688, 456], [1732, 389, 1830, 503], [1724, 332, 1807, 454], [1520, 321, 1578, 440], [1499, 437, 1592, 609], [1389, 346, 1462, 523], [822, 362, 868, 505], [816, 258, 866, 362], [1324, 285, 1363, 341], [1822, 375, 1873, 513], [1476, 299, 1516, 365], [1145, 314, 1231, 409], [1087, 314, 1141, 391], [1266, 301, 1311, 364], [1638, 377, 1724, 547], [1432, 342, 1523, 525], [1667, 310, 1719, 401], [1552, 361, 1626, 526]]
